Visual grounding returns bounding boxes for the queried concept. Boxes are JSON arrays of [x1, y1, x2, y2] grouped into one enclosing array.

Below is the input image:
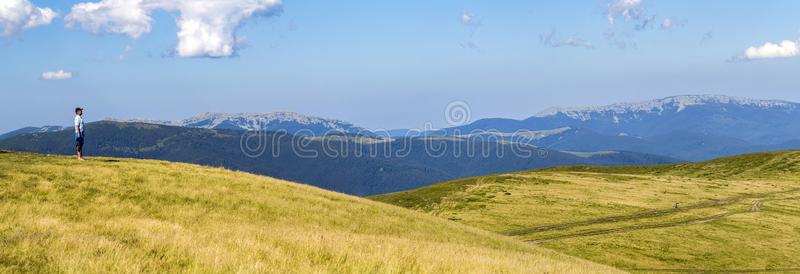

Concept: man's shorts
[[75, 133, 85, 149]]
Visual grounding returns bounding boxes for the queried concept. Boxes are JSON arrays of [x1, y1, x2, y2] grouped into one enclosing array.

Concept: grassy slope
[[371, 150, 800, 272], [0, 152, 619, 273]]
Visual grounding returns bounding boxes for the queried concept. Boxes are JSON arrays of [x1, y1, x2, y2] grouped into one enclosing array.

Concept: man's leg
[[76, 137, 85, 160]]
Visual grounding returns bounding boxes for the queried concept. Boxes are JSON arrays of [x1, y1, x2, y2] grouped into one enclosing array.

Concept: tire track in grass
[[524, 211, 743, 244], [524, 195, 800, 244], [503, 188, 800, 237]]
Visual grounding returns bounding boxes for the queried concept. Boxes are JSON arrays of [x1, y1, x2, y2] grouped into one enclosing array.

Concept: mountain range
[[111, 112, 375, 136], [528, 127, 800, 161], [8, 94, 799, 144], [3, 94, 800, 190], [0, 126, 67, 140], [446, 95, 800, 141], [438, 95, 800, 160], [0, 121, 675, 195]]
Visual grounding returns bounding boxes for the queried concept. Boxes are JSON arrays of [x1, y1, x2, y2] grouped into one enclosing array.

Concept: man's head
[[75, 107, 83, 116]]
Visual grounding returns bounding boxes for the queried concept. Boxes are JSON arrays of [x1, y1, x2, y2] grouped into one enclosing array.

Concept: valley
[[0, 121, 676, 196]]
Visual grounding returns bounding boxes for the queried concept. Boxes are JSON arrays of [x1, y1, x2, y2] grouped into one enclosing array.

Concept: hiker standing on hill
[[74, 107, 85, 161]]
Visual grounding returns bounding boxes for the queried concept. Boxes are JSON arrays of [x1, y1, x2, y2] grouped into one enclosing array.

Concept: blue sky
[[1, 0, 799, 133]]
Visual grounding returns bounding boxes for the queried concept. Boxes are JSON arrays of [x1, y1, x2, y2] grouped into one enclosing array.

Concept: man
[[74, 107, 85, 161]]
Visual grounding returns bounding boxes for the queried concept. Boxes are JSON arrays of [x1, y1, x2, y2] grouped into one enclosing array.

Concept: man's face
[[77, 110, 83, 116]]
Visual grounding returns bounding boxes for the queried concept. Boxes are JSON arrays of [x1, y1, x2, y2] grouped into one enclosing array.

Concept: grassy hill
[[0, 151, 619, 273], [371, 151, 800, 272]]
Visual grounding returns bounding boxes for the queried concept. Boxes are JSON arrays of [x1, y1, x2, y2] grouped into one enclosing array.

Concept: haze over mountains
[[439, 95, 800, 160], [0, 126, 67, 140], [0, 121, 674, 195], [111, 112, 375, 137], [2, 94, 800, 194], [458, 95, 800, 142]]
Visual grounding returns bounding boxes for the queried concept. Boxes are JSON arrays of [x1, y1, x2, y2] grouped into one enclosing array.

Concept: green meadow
[[0, 151, 618, 273], [372, 151, 800, 272]]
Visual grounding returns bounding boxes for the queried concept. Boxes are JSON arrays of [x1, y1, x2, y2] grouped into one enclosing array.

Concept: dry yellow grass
[[0, 152, 620, 273], [373, 151, 800, 272]]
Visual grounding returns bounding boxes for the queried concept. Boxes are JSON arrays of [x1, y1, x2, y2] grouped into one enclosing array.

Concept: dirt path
[[503, 188, 800, 237], [525, 211, 743, 244], [523, 194, 800, 243], [505, 188, 800, 273]]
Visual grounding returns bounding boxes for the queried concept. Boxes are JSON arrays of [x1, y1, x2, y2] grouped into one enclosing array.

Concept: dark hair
[[75, 107, 83, 114]]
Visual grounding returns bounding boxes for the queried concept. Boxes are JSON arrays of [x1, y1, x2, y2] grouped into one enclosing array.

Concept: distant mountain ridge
[[0, 121, 678, 195], [532, 95, 796, 121], [0, 126, 67, 140], [4, 94, 800, 161], [522, 94, 800, 142], [111, 112, 374, 136], [438, 95, 800, 160], [530, 127, 800, 161]]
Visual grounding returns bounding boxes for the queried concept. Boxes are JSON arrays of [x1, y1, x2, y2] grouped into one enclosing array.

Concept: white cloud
[[41, 70, 74, 80], [65, 0, 152, 39], [118, 45, 133, 60], [743, 40, 799, 60], [459, 11, 481, 50], [604, 0, 647, 49], [660, 17, 686, 31], [0, 0, 57, 36], [606, 0, 643, 25], [560, 37, 594, 49], [540, 30, 594, 49], [65, 0, 283, 57], [661, 18, 672, 29], [461, 11, 481, 28]]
